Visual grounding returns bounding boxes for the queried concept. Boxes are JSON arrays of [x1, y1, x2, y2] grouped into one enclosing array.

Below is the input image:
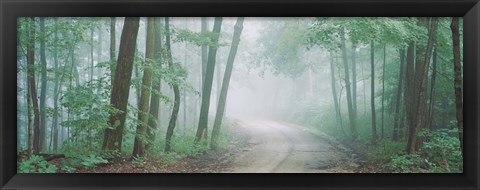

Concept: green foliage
[[383, 129, 463, 173], [60, 77, 117, 136], [173, 28, 223, 48], [18, 155, 58, 173], [61, 165, 77, 173], [366, 140, 405, 164], [131, 155, 147, 167], [79, 154, 108, 169], [385, 154, 430, 173]]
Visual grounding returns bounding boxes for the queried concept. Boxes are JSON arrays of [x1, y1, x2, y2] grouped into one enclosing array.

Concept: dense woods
[[17, 17, 462, 173]]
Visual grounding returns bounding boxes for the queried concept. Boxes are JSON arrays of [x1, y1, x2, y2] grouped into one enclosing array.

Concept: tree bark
[[351, 44, 357, 119], [102, 17, 140, 152], [146, 17, 163, 150], [426, 47, 437, 130], [407, 18, 438, 154], [329, 52, 342, 129], [340, 28, 357, 139], [195, 17, 223, 142], [110, 17, 116, 84], [381, 44, 386, 139], [39, 17, 48, 152], [393, 48, 406, 141], [451, 17, 463, 155], [370, 40, 378, 142], [27, 17, 41, 155], [201, 17, 208, 89], [211, 17, 244, 149], [52, 18, 60, 151], [164, 17, 182, 152], [132, 17, 155, 157]]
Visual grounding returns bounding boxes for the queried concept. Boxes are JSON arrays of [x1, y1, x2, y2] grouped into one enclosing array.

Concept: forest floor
[[55, 119, 359, 173]]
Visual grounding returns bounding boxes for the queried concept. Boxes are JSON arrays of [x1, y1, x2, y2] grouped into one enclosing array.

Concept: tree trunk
[[146, 17, 163, 150], [393, 48, 406, 141], [90, 27, 94, 81], [351, 44, 357, 119], [329, 52, 342, 129], [451, 17, 463, 155], [195, 17, 223, 142], [27, 17, 41, 155], [110, 17, 116, 84], [370, 40, 378, 142], [164, 17, 182, 152], [102, 17, 140, 152], [39, 17, 48, 152], [132, 17, 155, 157], [407, 18, 438, 154], [52, 18, 60, 151], [211, 17, 244, 149], [426, 47, 437, 130], [381, 44, 386, 139], [201, 17, 208, 88], [340, 28, 357, 140]]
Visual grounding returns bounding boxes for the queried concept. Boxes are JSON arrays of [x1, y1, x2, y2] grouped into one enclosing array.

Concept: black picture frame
[[1, 0, 479, 189]]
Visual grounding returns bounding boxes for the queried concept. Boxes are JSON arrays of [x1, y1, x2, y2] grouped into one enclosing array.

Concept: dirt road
[[225, 120, 355, 173]]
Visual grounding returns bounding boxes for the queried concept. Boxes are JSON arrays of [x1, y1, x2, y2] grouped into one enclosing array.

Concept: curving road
[[227, 120, 352, 173]]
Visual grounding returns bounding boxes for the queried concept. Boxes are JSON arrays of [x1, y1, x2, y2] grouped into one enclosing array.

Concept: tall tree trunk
[[39, 17, 48, 152], [164, 17, 181, 152], [329, 52, 342, 129], [102, 17, 140, 152], [393, 48, 406, 141], [351, 44, 357, 119], [52, 18, 60, 151], [340, 28, 357, 139], [211, 17, 244, 149], [195, 17, 223, 142], [90, 27, 94, 81], [361, 52, 366, 116], [407, 18, 438, 154], [405, 41, 416, 150], [132, 17, 156, 157], [381, 44, 386, 139], [426, 47, 437, 130], [146, 18, 163, 150], [201, 17, 208, 89], [27, 17, 41, 155], [451, 17, 463, 155], [370, 40, 378, 142], [110, 17, 116, 84]]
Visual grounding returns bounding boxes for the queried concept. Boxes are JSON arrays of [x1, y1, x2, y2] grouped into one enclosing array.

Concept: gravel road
[[226, 120, 354, 173]]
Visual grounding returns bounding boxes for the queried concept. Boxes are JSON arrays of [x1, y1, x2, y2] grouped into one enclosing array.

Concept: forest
[[17, 17, 463, 173]]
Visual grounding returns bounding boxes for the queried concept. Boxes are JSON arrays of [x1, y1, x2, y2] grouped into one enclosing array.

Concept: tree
[[52, 18, 60, 151], [329, 51, 342, 129], [340, 27, 357, 139], [146, 17, 163, 150], [211, 17, 244, 149], [110, 17, 116, 84], [26, 17, 41, 155], [406, 18, 438, 154], [370, 40, 378, 142], [426, 47, 437, 130], [201, 17, 208, 87], [132, 17, 155, 157], [39, 17, 48, 152], [195, 17, 223, 142], [392, 48, 406, 141], [164, 17, 181, 152], [381, 44, 386, 139], [102, 17, 140, 152], [351, 44, 357, 119], [451, 17, 463, 155]]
